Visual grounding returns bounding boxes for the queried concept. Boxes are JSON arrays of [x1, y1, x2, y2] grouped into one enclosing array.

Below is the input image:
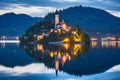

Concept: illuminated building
[[101, 37, 116, 41], [118, 37, 120, 41], [37, 35, 43, 40], [91, 38, 97, 41], [37, 44, 43, 51], [55, 10, 70, 32]]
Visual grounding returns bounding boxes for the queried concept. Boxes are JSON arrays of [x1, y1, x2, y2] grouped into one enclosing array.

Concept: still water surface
[[0, 40, 120, 80]]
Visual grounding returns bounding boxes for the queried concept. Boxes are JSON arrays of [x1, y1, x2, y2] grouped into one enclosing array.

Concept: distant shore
[[0, 40, 20, 43]]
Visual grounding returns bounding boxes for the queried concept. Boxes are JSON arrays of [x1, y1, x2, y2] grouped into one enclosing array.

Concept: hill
[[45, 5, 120, 34], [0, 12, 42, 36]]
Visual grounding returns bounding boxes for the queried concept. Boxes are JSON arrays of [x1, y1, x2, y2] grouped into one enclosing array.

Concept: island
[[20, 10, 90, 44]]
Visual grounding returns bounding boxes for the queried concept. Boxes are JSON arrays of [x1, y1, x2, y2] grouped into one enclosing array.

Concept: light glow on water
[[0, 40, 20, 43], [0, 40, 20, 48]]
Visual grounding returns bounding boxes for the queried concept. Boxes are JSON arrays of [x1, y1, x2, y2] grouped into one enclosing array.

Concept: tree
[[80, 31, 90, 43]]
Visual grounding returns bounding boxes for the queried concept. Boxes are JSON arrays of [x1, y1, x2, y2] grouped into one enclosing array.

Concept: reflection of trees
[[20, 43, 90, 76], [43, 43, 90, 59]]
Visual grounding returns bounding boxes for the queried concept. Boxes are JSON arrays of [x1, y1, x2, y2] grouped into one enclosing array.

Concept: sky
[[0, 0, 120, 17]]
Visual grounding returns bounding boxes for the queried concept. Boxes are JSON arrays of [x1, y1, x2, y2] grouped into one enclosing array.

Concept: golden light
[[58, 51, 61, 57], [63, 43, 70, 49], [37, 35, 43, 40], [101, 41, 116, 48], [50, 51, 54, 57], [63, 38, 70, 42], [57, 28, 61, 34], [73, 44, 82, 55], [91, 41, 97, 48], [75, 38, 80, 42], [73, 31, 76, 34], [37, 44, 43, 51]]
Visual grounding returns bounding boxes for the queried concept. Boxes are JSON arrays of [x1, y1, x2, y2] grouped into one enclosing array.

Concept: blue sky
[[0, 0, 120, 17]]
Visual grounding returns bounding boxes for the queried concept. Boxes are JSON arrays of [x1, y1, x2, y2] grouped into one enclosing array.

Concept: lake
[[0, 40, 120, 80]]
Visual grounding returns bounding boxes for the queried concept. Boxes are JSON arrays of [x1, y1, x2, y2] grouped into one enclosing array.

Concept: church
[[54, 10, 70, 32]]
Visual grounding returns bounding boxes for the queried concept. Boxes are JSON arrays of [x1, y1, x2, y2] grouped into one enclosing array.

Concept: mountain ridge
[[0, 12, 42, 36], [45, 5, 120, 33]]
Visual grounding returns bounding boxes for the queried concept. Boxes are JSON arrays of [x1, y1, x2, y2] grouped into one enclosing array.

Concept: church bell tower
[[55, 10, 59, 29]]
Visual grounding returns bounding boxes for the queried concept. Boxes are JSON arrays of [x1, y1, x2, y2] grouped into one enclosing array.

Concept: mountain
[[0, 12, 42, 36], [45, 5, 120, 34]]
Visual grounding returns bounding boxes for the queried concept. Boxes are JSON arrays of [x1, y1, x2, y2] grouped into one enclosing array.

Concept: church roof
[[55, 10, 59, 14], [57, 22, 66, 25], [57, 20, 66, 25]]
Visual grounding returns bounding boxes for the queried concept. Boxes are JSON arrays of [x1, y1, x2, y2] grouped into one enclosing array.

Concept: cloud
[[0, 0, 120, 17], [0, 63, 120, 80], [0, 4, 56, 17], [65, 78, 77, 80], [107, 10, 120, 18], [99, 0, 120, 11], [106, 64, 120, 72], [0, 63, 54, 76], [51, 0, 120, 13], [50, 0, 91, 3], [0, 0, 68, 8]]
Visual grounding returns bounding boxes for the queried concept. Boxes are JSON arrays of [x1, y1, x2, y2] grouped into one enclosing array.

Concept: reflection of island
[[37, 43, 90, 76], [21, 43, 90, 76], [20, 42, 120, 77]]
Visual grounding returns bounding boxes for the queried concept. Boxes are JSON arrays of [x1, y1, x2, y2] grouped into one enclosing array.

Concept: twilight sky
[[0, 0, 120, 17]]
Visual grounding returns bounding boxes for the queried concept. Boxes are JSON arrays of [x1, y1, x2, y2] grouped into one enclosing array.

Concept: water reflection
[[37, 43, 90, 76], [91, 41, 97, 48], [91, 40, 120, 48], [0, 42, 19, 48], [118, 41, 120, 48], [21, 43, 90, 76], [20, 40, 120, 77], [1, 42, 6, 48]]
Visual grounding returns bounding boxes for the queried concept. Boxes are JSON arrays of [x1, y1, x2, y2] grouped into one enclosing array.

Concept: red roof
[[44, 32, 50, 34], [57, 22, 66, 25]]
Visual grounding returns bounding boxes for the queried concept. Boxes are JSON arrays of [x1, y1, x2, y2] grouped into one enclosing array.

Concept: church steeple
[[55, 10, 59, 15], [55, 10, 59, 29]]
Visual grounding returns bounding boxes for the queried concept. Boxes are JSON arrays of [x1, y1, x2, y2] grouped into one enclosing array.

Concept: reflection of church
[[55, 52, 71, 76]]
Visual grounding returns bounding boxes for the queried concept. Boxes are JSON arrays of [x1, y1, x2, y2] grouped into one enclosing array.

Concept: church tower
[[55, 10, 59, 29]]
